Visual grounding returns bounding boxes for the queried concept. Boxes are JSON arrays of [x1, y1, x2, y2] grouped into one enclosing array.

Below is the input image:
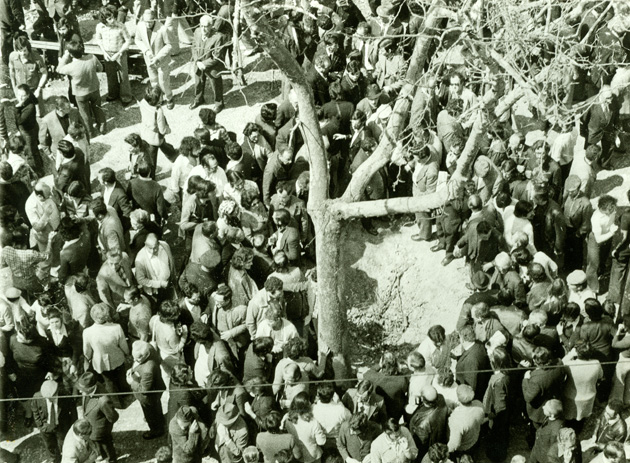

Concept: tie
[[116, 265, 128, 285], [49, 401, 57, 427]]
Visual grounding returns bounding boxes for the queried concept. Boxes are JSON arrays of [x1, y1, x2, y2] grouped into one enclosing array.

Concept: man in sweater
[[446, 385, 484, 455], [56, 41, 107, 136]]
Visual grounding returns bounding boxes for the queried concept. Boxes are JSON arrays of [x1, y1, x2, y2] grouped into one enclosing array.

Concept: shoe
[[106, 96, 116, 102], [189, 99, 204, 110], [411, 234, 429, 242], [142, 430, 164, 440], [99, 123, 107, 135], [121, 99, 134, 107], [211, 101, 224, 113], [441, 255, 455, 266], [402, 221, 416, 228], [166, 99, 175, 110], [431, 244, 445, 252]]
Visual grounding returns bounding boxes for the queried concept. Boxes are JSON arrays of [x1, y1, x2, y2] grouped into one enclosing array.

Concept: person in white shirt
[[185, 153, 228, 200], [135, 233, 176, 302], [312, 383, 351, 447], [167, 136, 200, 205], [255, 302, 298, 355], [504, 200, 536, 254], [586, 195, 618, 293], [25, 180, 60, 251]]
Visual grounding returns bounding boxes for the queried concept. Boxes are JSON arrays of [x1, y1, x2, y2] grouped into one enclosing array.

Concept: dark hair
[[99, 167, 116, 184], [529, 263, 546, 283], [607, 400, 624, 415], [99, 4, 117, 22], [575, 340, 594, 360], [427, 443, 449, 463], [512, 248, 532, 266], [584, 298, 603, 321], [260, 103, 277, 123], [226, 170, 245, 186], [274, 449, 294, 463], [252, 337, 274, 357], [522, 323, 541, 342], [598, 194, 617, 212], [14, 35, 32, 52], [348, 412, 368, 433], [288, 391, 313, 423], [66, 40, 84, 58], [124, 133, 143, 148], [351, 109, 367, 125], [243, 122, 261, 138], [272, 208, 291, 227], [514, 200, 533, 218], [533, 346, 552, 366], [158, 300, 181, 324], [144, 85, 163, 106], [264, 411, 283, 433], [264, 276, 283, 293], [8, 135, 25, 154], [346, 59, 361, 74], [490, 346, 511, 372], [57, 139, 75, 158], [428, 325, 446, 344], [380, 351, 399, 376], [563, 302, 581, 321], [179, 136, 201, 157], [199, 107, 217, 125], [329, 81, 342, 100], [137, 158, 152, 178], [74, 274, 89, 292], [225, 142, 242, 161], [383, 417, 400, 433], [317, 383, 335, 403], [67, 181, 86, 198], [495, 192, 512, 209], [0, 162, 12, 181], [91, 198, 108, 217]]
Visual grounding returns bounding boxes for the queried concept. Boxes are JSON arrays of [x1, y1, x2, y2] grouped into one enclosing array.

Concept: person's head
[[98, 167, 116, 187], [132, 340, 151, 363], [225, 143, 243, 163], [251, 336, 274, 359], [45, 307, 64, 331], [144, 85, 163, 107], [260, 103, 277, 123], [144, 233, 161, 257], [74, 274, 89, 293], [529, 263, 547, 284], [437, 366, 455, 387], [278, 149, 294, 166], [323, 34, 340, 55], [348, 412, 369, 435], [522, 323, 541, 343], [123, 286, 142, 306], [600, 85, 614, 105], [212, 283, 233, 309], [124, 133, 144, 156], [467, 194, 482, 212], [556, 427, 577, 452], [532, 139, 549, 161], [129, 208, 149, 231], [179, 136, 201, 160], [99, 5, 117, 24], [32, 180, 52, 203], [605, 400, 624, 422], [14, 35, 32, 60], [66, 40, 84, 58], [407, 351, 426, 372], [490, 346, 511, 372], [574, 340, 595, 360], [274, 449, 295, 463], [513, 200, 534, 220], [533, 346, 552, 367], [264, 276, 284, 300], [273, 250, 289, 271], [265, 301, 284, 330], [199, 107, 217, 126], [201, 154, 219, 175], [231, 247, 254, 270], [73, 419, 93, 442], [90, 303, 111, 325], [471, 302, 491, 323], [449, 71, 465, 95], [383, 418, 402, 440], [314, 54, 332, 75], [542, 399, 563, 419], [57, 139, 75, 159], [598, 195, 618, 216], [136, 158, 152, 179], [242, 123, 262, 144], [585, 144, 601, 164], [158, 300, 180, 324], [427, 443, 449, 463], [199, 14, 213, 37], [346, 59, 361, 82], [350, 109, 367, 132], [289, 391, 313, 421], [529, 309, 548, 328], [427, 325, 446, 348], [356, 379, 374, 401], [379, 351, 399, 375], [459, 325, 476, 344], [317, 383, 335, 404], [54, 95, 71, 117], [142, 7, 156, 28], [585, 298, 604, 321], [283, 336, 306, 360], [603, 442, 626, 463], [562, 302, 581, 324], [272, 208, 291, 230], [155, 446, 172, 463]]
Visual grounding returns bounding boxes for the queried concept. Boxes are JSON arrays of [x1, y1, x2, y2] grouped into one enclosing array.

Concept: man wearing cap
[[0, 287, 32, 334], [563, 175, 593, 272], [179, 249, 221, 301], [190, 15, 229, 112], [32, 379, 77, 463], [455, 270, 498, 330], [127, 340, 165, 439], [169, 405, 209, 463], [213, 403, 249, 463], [446, 384, 484, 454], [567, 270, 596, 313], [77, 371, 119, 463], [408, 386, 449, 457], [369, 3, 403, 37]]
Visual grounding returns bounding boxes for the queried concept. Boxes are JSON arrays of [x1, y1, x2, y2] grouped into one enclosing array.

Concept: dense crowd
[[1, 0, 630, 463]]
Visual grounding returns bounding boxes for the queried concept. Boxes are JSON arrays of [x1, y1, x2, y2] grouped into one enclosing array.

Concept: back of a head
[[428, 443, 449, 463]]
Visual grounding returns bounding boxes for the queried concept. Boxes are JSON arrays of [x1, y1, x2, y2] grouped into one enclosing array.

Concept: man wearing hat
[[567, 270, 596, 312], [0, 287, 32, 334], [369, 2, 404, 37], [563, 175, 593, 272], [31, 379, 77, 463], [446, 384, 484, 454], [213, 403, 249, 463], [127, 340, 166, 439], [455, 270, 498, 330], [356, 83, 390, 119], [61, 419, 99, 463], [169, 405, 209, 463], [77, 371, 119, 463]]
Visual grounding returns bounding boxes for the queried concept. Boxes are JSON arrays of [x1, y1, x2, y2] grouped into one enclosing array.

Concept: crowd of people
[[1, 0, 630, 463]]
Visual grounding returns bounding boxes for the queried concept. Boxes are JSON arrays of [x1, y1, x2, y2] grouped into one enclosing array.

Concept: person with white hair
[[24, 180, 60, 251], [189, 14, 229, 112]]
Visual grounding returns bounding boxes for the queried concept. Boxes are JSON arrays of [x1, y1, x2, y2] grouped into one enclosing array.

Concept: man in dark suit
[[532, 184, 566, 270], [38, 96, 88, 158], [127, 159, 167, 226], [0, 161, 31, 226], [341, 380, 388, 425], [408, 385, 449, 457], [77, 372, 119, 463], [322, 81, 355, 134], [57, 219, 93, 285], [98, 167, 132, 232], [261, 149, 309, 207], [190, 14, 230, 112], [127, 341, 165, 439], [584, 85, 620, 169], [313, 34, 346, 75], [522, 346, 566, 429], [0, 0, 24, 65], [583, 400, 628, 462], [270, 208, 301, 266], [306, 54, 332, 106], [454, 325, 491, 401], [54, 139, 91, 195], [31, 379, 77, 463], [92, 199, 126, 255]]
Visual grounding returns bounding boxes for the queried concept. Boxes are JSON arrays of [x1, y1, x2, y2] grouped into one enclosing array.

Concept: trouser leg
[[193, 69, 206, 103], [158, 66, 172, 101], [117, 52, 132, 103]]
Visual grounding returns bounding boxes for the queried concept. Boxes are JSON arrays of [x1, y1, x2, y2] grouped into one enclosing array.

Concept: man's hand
[[332, 133, 347, 140], [150, 57, 159, 67], [196, 61, 206, 71], [220, 330, 233, 341], [189, 420, 199, 434], [524, 370, 531, 380]]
